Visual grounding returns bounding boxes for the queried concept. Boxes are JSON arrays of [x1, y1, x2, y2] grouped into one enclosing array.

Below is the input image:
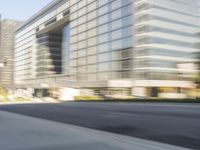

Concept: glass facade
[[62, 24, 70, 74], [14, 0, 70, 84], [14, 0, 199, 88], [134, 0, 199, 80], [69, 0, 134, 81], [36, 32, 62, 77]]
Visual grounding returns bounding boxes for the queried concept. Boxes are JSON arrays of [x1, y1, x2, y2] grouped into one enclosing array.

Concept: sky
[[0, 0, 53, 21]]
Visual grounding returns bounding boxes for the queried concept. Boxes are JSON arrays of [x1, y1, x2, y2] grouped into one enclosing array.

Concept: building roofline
[[16, 0, 67, 32], [0, 19, 22, 23]]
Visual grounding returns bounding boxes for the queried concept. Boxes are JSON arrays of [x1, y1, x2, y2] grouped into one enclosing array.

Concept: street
[[0, 102, 200, 149]]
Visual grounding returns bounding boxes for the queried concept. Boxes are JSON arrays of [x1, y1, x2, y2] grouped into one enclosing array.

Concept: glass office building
[[133, 0, 199, 97], [0, 19, 21, 88], [14, 0, 199, 98]]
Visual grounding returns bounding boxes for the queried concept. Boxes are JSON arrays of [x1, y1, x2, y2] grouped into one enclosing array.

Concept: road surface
[[0, 110, 188, 150], [0, 102, 199, 149]]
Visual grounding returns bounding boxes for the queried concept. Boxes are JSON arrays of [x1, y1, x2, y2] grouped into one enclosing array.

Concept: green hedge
[[74, 96, 102, 101], [14, 97, 32, 102], [0, 87, 8, 101]]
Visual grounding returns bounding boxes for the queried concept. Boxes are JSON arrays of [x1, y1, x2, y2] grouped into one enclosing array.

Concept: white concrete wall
[[132, 87, 146, 97], [59, 88, 80, 101]]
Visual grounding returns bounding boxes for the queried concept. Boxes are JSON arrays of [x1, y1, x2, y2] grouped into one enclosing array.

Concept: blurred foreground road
[[0, 102, 199, 149]]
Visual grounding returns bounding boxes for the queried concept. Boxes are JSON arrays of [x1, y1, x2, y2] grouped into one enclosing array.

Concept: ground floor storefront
[[14, 79, 196, 101]]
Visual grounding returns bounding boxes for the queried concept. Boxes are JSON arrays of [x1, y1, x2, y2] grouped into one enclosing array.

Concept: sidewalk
[[0, 101, 57, 105], [0, 98, 59, 105], [0, 110, 190, 150]]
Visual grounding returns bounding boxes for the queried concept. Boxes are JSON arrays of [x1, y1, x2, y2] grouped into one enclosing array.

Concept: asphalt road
[[0, 102, 199, 149]]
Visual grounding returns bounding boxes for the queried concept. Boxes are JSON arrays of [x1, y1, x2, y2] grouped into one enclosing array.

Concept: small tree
[[0, 86, 8, 101]]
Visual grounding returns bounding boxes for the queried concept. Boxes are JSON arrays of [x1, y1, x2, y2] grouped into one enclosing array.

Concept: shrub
[[74, 96, 102, 101], [0, 86, 8, 101], [14, 97, 32, 102]]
